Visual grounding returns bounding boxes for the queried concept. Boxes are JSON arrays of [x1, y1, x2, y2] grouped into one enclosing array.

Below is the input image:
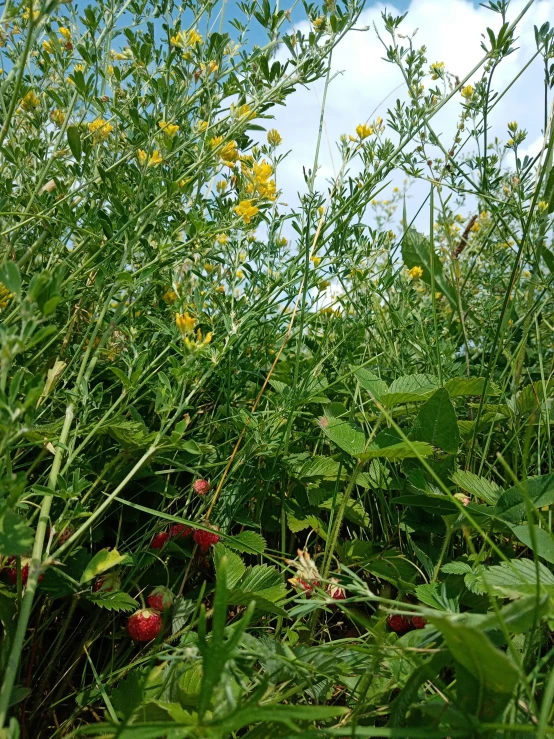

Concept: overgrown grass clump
[[1, 0, 554, 736]]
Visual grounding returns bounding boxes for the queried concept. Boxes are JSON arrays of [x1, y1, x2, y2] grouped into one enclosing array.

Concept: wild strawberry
[[193, 479, 211, 496], [6, 558, 44, 586], [127, 609, 163, 642], [326, 579, 346, 600], [49, 524, 74, 545], [150, 531, 169, 549], [169, 524, 192, 540], [411, 615, 427, 629], [147, 586, 174, 611], [93, 572, 121, 592], [291, 577, 320, 596], [387, 614, 412, 634], [193, 527, 220, 552]]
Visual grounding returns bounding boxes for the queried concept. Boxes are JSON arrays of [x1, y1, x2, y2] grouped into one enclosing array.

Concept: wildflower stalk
[[0, 403, 74, 729]]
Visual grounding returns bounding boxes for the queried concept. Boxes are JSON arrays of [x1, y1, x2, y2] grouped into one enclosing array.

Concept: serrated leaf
[[441, 561, 472, 575], [171, 598, 196, 634], [0, 509, 34, 556], [319, 494, 369, 527], [111, 671, 144, 720], [380, 374, 438, 407], [359, 440, 434, 461], [410, 388, 460, 454], [285, 454, 341, 480], [318, 414, 366, 456], [352, 366, 388, 401], [80, 548, 127, 584], [225, 531, 266, 554], [88, 590, 138, 612], [480, 558, 554, 597], [451, 469, 501, 505], [494, 473, 554, 523], [213, 544, 246, 589], [444, 376, 493, 397]]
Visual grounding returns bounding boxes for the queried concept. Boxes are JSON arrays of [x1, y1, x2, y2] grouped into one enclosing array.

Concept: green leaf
[[80, 548, 127, 584], [380, 374, 438, 406], [494, 474, 554, 524], [67, 125, 82, 161], [401, 227, 459, 309], [285, 454, 341, 480], [110, 671, 144, 720], [352, 366, 388, 401], [511, 524, 554, 564], [359, 441, 434, 461], [479, 558, 554, 597], [88, 590, 138, 612], [0, 261, 21, 298], [225, 531, 266, 554], [213, 543, 246, 589], [319, 493, 369, 527], [0, 510, 34, 556], [318, 414, 366, 456], [444, 376, 498, 397], [430, 616, 519, 696], [409, 388, 460, 454], [451, 469, 501, 505]]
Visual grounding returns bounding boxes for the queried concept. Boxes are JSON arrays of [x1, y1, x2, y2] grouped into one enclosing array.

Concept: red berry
[[150, 531, 169, 549], [147, 586, 174, 611], [127, 609, 163, 642], [387, 614, 412, 634], [326, 579, 346, 600], [193, 479, 211, 496], [6, 558, 44, 586], [93, 572, 121, 592], [292, 578, 320, 596], [169, 524, 192, 540], [411, 615, 427, 629], [193, 527, 220, 552]]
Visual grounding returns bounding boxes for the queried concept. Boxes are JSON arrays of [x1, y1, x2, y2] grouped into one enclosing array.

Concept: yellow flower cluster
[[21, 90, 40, 111], [170, 28, 202, 48], [235, 200, 259, 224], [355, 123, 373, 140], [408, 266, 423, 280], [430, 61, 444, 79], [89, 118, 113, 142], [50, 108, 65, 126], [210, 137, 239, 168], [59, 27, 71, 41], [137, 149, 163, 167], [158, 120, 179, 138], [243, 159, 277, 201], [183, 328, 212, 352], [232, 103, 255, 120], [0, 283, 14, 309], [267, 129, 282, 147], [461, 85, 474, 99]]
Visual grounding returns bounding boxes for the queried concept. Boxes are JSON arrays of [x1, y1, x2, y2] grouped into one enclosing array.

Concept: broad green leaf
[[110, 671, 144, 720], [285, 454, 341, 480], [451, 469, 501, 505], [494, 473, 554, 523], [444, 377, 493, 397], [0, 510, 34, 556], [479, 558, 554, 597], [318, 414, 366, 456], [410, 388, 460, 454], [430, 617, 519, 695], [473, 594, 550, 634], [88, 590, 138, 612], [352, 366, 388, 401], [380, 374, 438, 407], [401, 227, 459, 309], [319, 493, 369, 527], [80, 548, 127, 584], [511, 524, 554, 564], [359, 440, 434, 461], [67, 125, 82, 161], [213, 544, 246, 589], [225, 530, 266, 554]]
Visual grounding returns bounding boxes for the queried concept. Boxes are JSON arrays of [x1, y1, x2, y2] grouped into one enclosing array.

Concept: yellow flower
[[183, 327, 212, 351], [204, 263, 215, 273], [22, 8, 40, 21], [137, 149, 148, 166], [74, 63, 84, 73], [148, 150, 163, 167], [236, 269, 244, 280], [277, 237, 288, 247], [0, 283, 14, 309], [197, 120, 209, 132], [216, 180, 227, 193], [537, 201, 548, 212], [176, 312, 196, 334], [461, 85, 474, 99], [235, 200, 259, 224], [209, 135, 223, 149], [216, 233, 228, 245], [59, 26, 71, 41], [238, 251, 247, 262], [233, 103, 255, 120], [356, 123, 373, 140], [111, 50, 128, 60], [220, 140, 239, 167], [50, 108, 65, 126], [507, 121, 518, 133], [430, 61, 444, 79], [159, 120, 179, 138], [42, 39, 54, 54], [172, 28, 202, 47], [469, 220, 481, 232], [267, 129, 282, 147], [188, 28, 202, 46], [89, 118, 113, 142], [21, 90, 40, 111], [313, 16, 326, 31], [163, 289, 177, 304], [107, 65, 114, 75], [318, 279, 331, 290], [200, 60, 218, 75], [177, 179, 185, 188], [408, 266, 423, 279], [311, 255, 321, 267]]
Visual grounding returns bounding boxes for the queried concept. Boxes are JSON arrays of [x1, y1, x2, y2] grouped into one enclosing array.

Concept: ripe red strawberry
[[193, 479, 211, 496], [6, 558, 44, 586], [127, 609, 163, 642], [150, 531, 169, 549], [147, 586, 174, 611], [292, 578, 320, 595], [411, 615, 427, 629], [169, 524, 192, 540], [193, 527, 220, 552], [93, 572, 121, 592], [387, 614, 412, 634]]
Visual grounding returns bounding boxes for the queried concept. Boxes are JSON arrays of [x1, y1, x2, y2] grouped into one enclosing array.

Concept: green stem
[[0, 403, 74, 728]]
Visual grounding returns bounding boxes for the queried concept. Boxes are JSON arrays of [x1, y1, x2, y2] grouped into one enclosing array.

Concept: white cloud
[[271, 0, 552, 218]]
